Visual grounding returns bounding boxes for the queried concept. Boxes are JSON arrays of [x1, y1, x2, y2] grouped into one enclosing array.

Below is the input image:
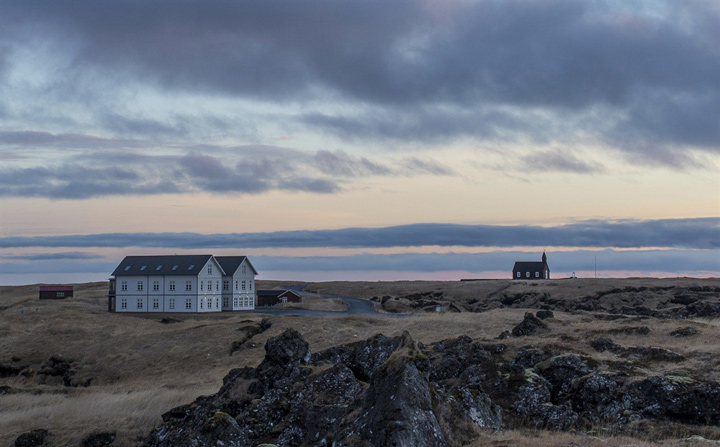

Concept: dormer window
[[140, 265, 147, 271], [156, 265, 162, 271], [188, 264, 195, 270], [172, 265, 178, 271], [124, 266, 131, 271]]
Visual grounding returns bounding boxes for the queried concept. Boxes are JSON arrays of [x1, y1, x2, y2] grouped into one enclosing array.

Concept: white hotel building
[[108, 254, 257, 313]]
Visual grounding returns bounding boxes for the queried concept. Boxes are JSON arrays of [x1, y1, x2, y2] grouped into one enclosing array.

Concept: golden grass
[[1, 279, 719, 446]]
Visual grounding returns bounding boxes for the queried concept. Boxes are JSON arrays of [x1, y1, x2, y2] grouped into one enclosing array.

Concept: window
[[200, 299, 203, 309], [137, 298, 143, 309], [223, 297, 229, 307], [172, 265, 178, 271], [169, 281, 175, 291], [516, 272, 520, 278], [124, 265, 131, 271], [140, 265, 147, 271], [535, 272, 539, 278], [169, 298, 175, 309], [137, 281, 144, 291], [188, 264, 195, 270], [121, 298, 127, 309], [156, 265, 163, 271], [56, 292, 65, 298], [185, 280, 192, 291], [153, 298, 159, 309], [249, 281, 252, 291], [208, 265, 212, 275], [153, 281, 159, 291], [242, 265, 246, 274], [526, 272, 530, 278], [235, 280, 238, 291], [185, 298, 191, 309], [216, 281, 219, 291], [223, 280, 229, 291], [200, 281, 204, 291], [241, 280, 246, 290], [121, 281, 128, 291]]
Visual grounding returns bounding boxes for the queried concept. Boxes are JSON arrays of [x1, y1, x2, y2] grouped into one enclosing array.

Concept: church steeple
[[541, 251, 547, 264]]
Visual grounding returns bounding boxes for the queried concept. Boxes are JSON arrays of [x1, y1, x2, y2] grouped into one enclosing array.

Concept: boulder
[[79, 432, 116, 447], [15, 429, 48, 447], [670, 327, 699, 337], [348, 354, 448, 447], [511, 312, 549, 337]]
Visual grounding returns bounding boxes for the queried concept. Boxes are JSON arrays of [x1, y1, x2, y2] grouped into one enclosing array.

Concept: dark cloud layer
[[1, 218, 716, 250], [0, 146, 452, 199], [1, 250, 717, 277], [3, 1, 718, 164]]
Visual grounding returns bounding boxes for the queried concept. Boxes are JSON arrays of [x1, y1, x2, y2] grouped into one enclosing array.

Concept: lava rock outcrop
[[143, 329, 720, 447]]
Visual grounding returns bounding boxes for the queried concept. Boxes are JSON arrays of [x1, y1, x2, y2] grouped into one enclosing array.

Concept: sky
[[0, 0, 718, 285]]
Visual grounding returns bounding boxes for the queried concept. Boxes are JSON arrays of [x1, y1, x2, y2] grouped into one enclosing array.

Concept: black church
[[512, 252, 550, 279]]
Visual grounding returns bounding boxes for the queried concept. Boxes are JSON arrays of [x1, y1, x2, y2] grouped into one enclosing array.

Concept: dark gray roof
[[111, 255, 219, 276], [257, 289, 300, 298], [512, 261, 548, 272], [215, 256, 258, 276]]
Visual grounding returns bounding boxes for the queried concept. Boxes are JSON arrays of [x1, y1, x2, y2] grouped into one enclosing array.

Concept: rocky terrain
[[143, 324, 720, 447], [367, 283, 720, 318], [2, 278, 719, 446]]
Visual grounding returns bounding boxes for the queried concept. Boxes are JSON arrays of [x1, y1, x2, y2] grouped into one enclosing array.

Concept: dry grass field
[[1, 278, 719, 446]]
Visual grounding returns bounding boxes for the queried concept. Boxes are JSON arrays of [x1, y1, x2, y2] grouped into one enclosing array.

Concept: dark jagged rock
[[158, 317, 182, 324], [347, 353, 448, 447], [622, 346, 685, 363], [79, 432, 116, 447], [511, 347, 547, 370], [671, 327, 699, 337], [311, 332, 403, 381], [536, 354, 594, 401], [36, 355, 92, 387], [623, 326, 650, 336], [14, 429, 48, 447], [1, 362, 25, 378], [591, 337, 623, 353], [512, 312, 549, 337], [143, 329, 720, 447], [626, 376, 720, 424], [536, 310, 554, 320]]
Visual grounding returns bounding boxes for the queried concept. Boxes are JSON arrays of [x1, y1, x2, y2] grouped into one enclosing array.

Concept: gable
[[215, 256, 258, 276]]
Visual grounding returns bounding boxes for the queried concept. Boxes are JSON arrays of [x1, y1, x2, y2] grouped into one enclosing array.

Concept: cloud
[[2, 1, 717, 165], [519, 150, 605, 174], [0, 218, 716, 250], [0, 251, 103, 261], [0, 143, 455, 199]]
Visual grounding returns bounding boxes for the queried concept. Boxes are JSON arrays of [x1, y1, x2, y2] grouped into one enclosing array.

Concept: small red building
[[39, 285, 74, 300], [256, 289, 302, 306]]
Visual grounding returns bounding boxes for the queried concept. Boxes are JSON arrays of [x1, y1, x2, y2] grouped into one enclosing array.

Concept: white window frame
[[185, 280, 192, 291], [153, 281, 159, 291], [169, 281, 175, 291], [137, 281, 144, 292], [137, 298, 143, 309], [169, 298, 175, 309], [121, 281, 128, 291], [120, 298, 127, 309]]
